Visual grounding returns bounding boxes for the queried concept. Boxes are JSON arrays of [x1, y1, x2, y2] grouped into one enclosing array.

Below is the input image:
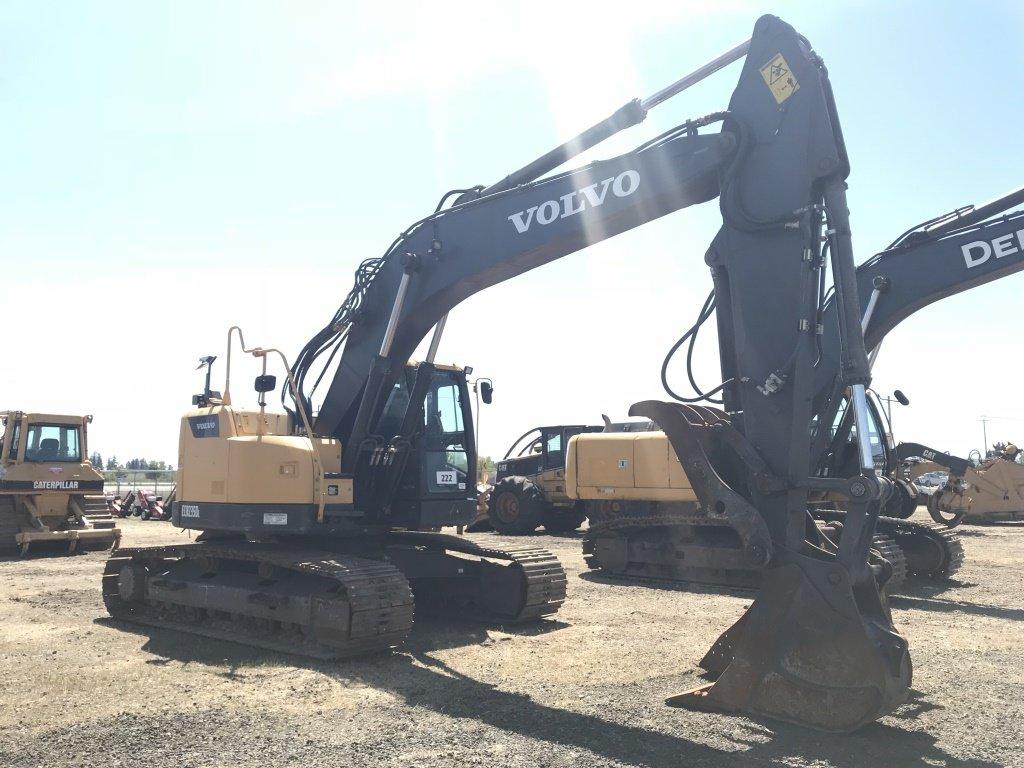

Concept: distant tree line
[[89, 452, 176, 482]]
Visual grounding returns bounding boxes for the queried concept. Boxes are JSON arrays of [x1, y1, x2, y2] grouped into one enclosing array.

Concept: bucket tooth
[[668, 551, 911, 732]]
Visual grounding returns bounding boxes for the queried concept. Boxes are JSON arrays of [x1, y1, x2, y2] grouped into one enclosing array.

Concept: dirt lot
[[1, 515, 1021, 768]]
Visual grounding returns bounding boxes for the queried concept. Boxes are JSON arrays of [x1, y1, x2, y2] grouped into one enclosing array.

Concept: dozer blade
[[668, 550, 911, 732]]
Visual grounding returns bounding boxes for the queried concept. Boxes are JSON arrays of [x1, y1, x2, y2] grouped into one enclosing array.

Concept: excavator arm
[[810, 190, 1024, 466]]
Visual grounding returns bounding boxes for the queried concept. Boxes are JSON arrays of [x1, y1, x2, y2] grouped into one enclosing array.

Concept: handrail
[[223, 326, 327, 521]]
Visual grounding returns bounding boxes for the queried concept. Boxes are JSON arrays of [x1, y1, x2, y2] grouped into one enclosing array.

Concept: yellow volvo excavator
[[100, 15, 1022, 732], [1, 411, 120, 555]]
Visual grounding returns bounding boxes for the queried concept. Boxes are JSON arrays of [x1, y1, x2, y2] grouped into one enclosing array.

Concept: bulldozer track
[[103, 542, 415, 659], [0, 497, 21, 551], [386, 531, 567, 622], [79, 494, 118, 529]]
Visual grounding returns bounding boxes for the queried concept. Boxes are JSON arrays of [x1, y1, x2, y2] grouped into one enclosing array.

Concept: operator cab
[[821, 390, 901, 478], [372, 362, 477, 529], [1, 412, 90, 465], [497, 425, 604, 481]]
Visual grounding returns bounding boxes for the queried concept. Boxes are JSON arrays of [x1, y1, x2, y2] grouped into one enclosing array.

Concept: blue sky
[[2, 1, 1023, 463]]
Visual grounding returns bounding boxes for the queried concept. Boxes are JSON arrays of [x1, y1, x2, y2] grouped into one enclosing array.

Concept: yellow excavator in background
[[1, 411, 120, 555]]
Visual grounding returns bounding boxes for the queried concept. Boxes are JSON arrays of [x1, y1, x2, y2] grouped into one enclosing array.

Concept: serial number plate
[[436, 470, 457, 486], [263, 512, 288, 526]]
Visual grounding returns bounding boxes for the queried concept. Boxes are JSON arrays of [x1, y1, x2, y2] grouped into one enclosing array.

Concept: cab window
[[24, 424, 81, 463], [377, 376, 412, 439], [5, 422, 20, 460], [423, 373, 470, 492], [831, 399, 886, 473], [543, 431, 565, 470]]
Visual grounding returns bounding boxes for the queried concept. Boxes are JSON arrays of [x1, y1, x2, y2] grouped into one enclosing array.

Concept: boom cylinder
[[480, 38, 751, 196]]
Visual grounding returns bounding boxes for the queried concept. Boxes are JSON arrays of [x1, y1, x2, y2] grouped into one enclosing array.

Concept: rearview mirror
[[894, 389, 910, 406], [254, 374, 277, 394], [480, 381, 493, 405]]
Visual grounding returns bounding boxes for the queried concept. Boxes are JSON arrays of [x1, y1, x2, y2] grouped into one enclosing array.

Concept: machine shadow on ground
[[345, 653, 999, 768], [94, 610, 570, 664], [891, 593, 1024, 622], [94, 614, 999, 768], [578, 566, 982, 603]]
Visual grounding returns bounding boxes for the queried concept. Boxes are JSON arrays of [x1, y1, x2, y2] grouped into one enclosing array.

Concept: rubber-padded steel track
[[584, 513, 941, 594], [386, 531, 566, 621], [869, 533, 907, 592], [816, 512, 965, 579], [103, 542, 414, 659], [583, 512, 763, 590]]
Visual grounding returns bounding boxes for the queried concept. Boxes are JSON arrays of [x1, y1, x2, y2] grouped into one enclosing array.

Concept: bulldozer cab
[[1, 411, 117, 555], [1, 412, 95, 474]]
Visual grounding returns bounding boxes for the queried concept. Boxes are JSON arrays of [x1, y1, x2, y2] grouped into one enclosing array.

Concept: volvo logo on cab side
[[507, 170, 641, 234]]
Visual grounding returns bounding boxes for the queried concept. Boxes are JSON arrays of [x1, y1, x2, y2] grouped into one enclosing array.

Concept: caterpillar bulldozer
[[1, 411, 120, 555], [100, 15, 1020, 731]]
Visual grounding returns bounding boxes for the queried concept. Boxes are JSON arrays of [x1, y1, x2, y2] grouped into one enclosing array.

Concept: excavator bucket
[[669, 553, 911, 732], [631, 400, 911, 732]]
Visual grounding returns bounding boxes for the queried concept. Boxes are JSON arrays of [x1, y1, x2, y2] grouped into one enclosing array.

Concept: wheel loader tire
[[487, 477, 544, 535], [542, 504, 587, 533], [927, 491, 966, 528]]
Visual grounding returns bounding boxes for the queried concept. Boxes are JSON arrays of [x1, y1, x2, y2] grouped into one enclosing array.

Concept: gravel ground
[[1, 513, 1021, 768]]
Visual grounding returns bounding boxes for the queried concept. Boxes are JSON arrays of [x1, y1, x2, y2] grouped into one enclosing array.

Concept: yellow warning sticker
[[760, 53, 799, 104]]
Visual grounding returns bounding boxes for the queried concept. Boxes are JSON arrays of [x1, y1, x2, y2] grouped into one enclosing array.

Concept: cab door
[[537, 428, 570, 502]]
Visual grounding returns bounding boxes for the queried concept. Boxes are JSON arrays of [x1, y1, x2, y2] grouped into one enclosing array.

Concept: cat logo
[[33, 480, 80, 490]]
